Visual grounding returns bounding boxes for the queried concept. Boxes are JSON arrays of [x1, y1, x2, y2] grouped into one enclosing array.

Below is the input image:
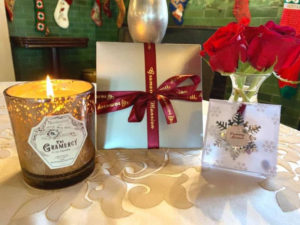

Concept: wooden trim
[[10, 36, 89, 48], [167, 25, 219, 30], [120, 24, 219, 31]]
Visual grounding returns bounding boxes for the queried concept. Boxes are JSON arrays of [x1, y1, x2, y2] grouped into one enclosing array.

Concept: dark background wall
[[6, 0, 300, 129], [169, 0, 283, 26], [8, 0, 121, 81]]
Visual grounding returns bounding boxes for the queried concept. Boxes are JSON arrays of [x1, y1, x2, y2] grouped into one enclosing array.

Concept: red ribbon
[[97, 43, 202, 149], [237, 104, 246, 115]]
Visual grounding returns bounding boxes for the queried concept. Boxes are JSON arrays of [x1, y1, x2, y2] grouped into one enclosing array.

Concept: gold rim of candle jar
[[3, 79, 94, 102]]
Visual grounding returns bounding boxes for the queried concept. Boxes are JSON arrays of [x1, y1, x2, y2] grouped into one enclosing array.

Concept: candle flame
[[46, 75, 54, 98]]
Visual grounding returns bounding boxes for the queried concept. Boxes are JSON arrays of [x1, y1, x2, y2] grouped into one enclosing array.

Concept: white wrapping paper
[[96, 42, 203, 149]]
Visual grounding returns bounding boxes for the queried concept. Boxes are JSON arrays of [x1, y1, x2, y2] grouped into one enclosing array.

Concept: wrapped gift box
[[96, 42, 203, 149]]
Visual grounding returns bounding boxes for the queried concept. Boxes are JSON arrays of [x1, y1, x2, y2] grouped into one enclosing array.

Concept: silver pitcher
[[127, 0, 168, 43]]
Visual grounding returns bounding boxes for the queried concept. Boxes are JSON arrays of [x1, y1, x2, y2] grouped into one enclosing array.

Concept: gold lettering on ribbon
[[147, 67, 155, 75], [158, 95, 173, 123], [121, 99, 129, 108], [107, 94, 114, 100], [177, 90, 187, 95], [98, 94, 107, 99], [98, 94, 114, 100], [189, 94, 197, 100], [149, 75, 153, 93], [97, 101, 121, 110], [160, 85, 171, 91], [147, 67, 155, 94], [149, 101, 156, 130], [168, 115, 175, 123], [175, 75, 188, 80]]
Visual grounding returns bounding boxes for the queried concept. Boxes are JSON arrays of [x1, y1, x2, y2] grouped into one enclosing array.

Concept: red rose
[[246, 23, 300, 72], [201, 20, 300, 98], [201, 22, 247, 73], [264, 21, 300, 71], [202, 20, 300, 78], [265, 21, 296, 36]]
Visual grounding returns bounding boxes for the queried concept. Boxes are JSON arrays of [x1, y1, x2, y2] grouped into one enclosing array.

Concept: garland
[[34, 0, 50, 35]]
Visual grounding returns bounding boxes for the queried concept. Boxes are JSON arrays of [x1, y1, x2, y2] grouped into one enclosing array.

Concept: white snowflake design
[[210, 106, 222, 118], [213, 160, 225, 167], [208, 124, 220, 137], [256, 104, 267, 112], [204, 145, 212, 155], [261, 163, 277, 177], [271, 114, 280, 126], [0, 128, 14, 159], [262, 141, 276, 153], [233, 162, 247, 171]]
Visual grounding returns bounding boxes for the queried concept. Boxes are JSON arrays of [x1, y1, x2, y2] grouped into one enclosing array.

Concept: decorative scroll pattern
[[0, 115, 16, 159], [259, 125, 300, 212]]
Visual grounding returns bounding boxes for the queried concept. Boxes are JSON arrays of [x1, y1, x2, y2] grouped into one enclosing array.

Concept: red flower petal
[[265, 21, 296, 36], [202, 22, 247, 73], [247, 24, 300, 71]]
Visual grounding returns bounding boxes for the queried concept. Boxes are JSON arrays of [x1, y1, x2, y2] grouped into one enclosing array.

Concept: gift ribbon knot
[[97, 74, 202, 125]]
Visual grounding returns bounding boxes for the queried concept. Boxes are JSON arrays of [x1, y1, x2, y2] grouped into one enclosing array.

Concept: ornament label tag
[[28, 113, 87, 169], [225, 125, 251, 147]]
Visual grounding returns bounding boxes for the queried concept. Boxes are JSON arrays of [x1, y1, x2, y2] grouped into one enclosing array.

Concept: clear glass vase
[[228, 73, 271, 103]]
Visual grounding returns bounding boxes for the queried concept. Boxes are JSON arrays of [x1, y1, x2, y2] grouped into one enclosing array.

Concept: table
[[0, 82, 299, 225]]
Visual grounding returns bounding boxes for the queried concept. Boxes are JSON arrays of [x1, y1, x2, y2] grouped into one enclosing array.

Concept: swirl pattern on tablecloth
[[1, 125, 299, 224]]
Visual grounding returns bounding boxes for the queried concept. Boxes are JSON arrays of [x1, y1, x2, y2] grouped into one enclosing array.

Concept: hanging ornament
[[278, 0, 300, 98], [91, 0, 102, 26], [169, 0, 189, 25], [280, 0, 300, 34], [127, 0, 168, 42], [34, 0, 50, 35], [103, 0, 112, 18], [115, 0, 125, 28], [233, 0, 251, 25], [5, 0, 16, 21], [54, 0, 73, 29], [214, 104, 261, 160]]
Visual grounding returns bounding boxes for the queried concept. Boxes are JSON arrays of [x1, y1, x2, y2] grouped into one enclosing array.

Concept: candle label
[[28, 113, 87, 169]]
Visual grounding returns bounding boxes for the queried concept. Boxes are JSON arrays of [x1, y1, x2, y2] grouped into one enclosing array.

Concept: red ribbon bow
[[97, 74, 202, 125]]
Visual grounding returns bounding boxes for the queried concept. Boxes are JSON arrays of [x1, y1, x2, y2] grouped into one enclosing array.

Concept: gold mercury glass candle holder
[[4, 78, 95, 189]]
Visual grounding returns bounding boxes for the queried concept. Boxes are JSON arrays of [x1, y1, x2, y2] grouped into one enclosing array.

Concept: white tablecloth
[[0, 82, 299, 225]]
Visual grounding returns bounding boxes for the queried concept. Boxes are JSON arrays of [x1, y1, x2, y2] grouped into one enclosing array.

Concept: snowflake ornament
[[214, 107, 261, 160]]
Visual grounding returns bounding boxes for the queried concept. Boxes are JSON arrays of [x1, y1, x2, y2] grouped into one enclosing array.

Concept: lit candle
[[4, 77, 95, 189]]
